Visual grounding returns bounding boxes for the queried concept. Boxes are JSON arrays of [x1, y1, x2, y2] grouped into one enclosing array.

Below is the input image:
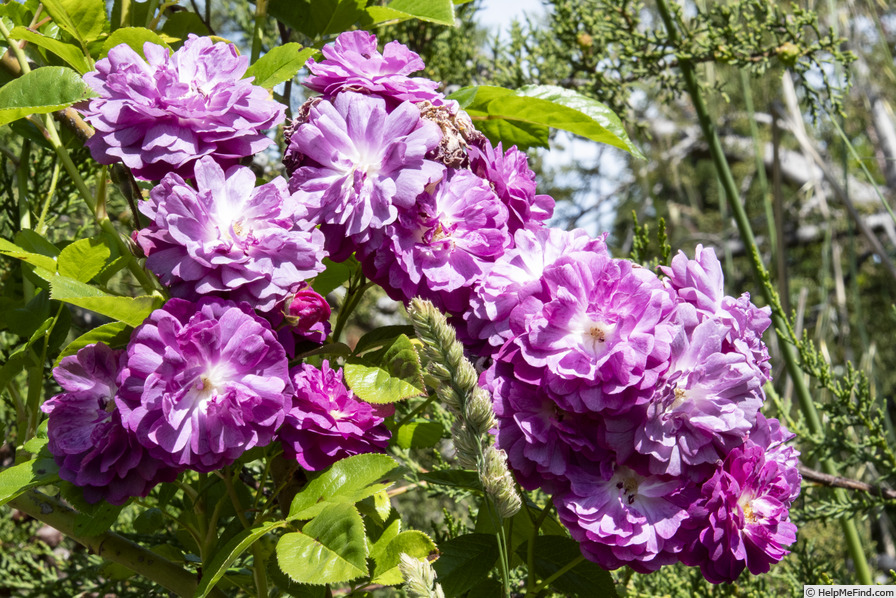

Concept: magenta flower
[[363, 170, 511, 314], [116, 298, 293, 472], [469, 140, 554, 233], [505, 252, 678, 414], [136, 156, 326, 313], [278, 361, 391, 471], [662, 245, 772, 381], [616, 318, 765, 477], [485, 361, 609, 492], [463, 227, 607, 355], [81, 35, 284, 180], [304, 31, 443, 105], [287, 91, 444, 260], [680, 419, 800, 583], [556, 463, 691, 572], [42, 343, 179, 504]]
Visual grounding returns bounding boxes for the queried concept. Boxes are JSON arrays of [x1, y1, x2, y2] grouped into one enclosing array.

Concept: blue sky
[[477, 0, 545, 31]]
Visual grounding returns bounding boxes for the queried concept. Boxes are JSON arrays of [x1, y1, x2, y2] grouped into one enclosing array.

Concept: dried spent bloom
[[137, 157, 326, 312], [278, 361, 390, 471], [82, 35, 284, 180], [287, 91, 444, 260], [116, 298, 293, 473], [680, 421, 800, 583], [304, 30, 443, 105], [42, 343, 179, 504]]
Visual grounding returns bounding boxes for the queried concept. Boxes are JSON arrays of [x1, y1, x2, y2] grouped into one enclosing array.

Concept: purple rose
[[362, 169, 511, 314], [278, 361, 391, 471], [679, 418, 800, 583], [42, 343, 179, 504], [136, 156, 326, 312], [287, 91, 444, 260], [116, 298, 293, 472], [81, 35, 284, 180], [304, 31, 444, 106]]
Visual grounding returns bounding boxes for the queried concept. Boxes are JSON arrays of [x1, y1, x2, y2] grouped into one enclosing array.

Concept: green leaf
[[195, 520, 287, 598], [369, 518, 401, 564], [9, 26, 91, 73], [515, 535, 618, 598], [14, 229, 60, 258], [277, 503, 368, 585], [133, 508, 164, 535], [74, 502, 124, 536], [371, 530, 437, 585], [22, 419, 49, 454], [515, 85, 644, 158], [0, 66, 97, 127], [395, 420, 444, 449], [41, 0, 109, 45], [267, 551, 328, 597], [344, 334, 424, 404], [160, 11, 209, 41], [102, 26, 169, 59], [366, 0, 455, 26], [54, 321, 131, 368], [57, 236, 111, 282], [245, 43, 315, 89], [311, 257, 356, 297], [449, 84, 642, 157], [432, 533, 499, 598], [352, 325, 417, 356], [269, 0, 366, 39], [44, 272, 157, 327], [0, 237, 57, 272], [0, 458, 60, 507], [289, 453, 400, 520]]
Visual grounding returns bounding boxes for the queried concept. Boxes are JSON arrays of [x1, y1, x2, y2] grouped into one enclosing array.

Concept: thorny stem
[[10, 490, 228, 598], [655, 0, 873, 585], [222, 468, 268, 598]]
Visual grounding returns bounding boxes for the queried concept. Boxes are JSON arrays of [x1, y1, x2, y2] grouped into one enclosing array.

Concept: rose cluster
[[278, 32, 801, 583], [283, 30, 552, 314], [43, 35, 392, 505], [47, 29, 799, 584]]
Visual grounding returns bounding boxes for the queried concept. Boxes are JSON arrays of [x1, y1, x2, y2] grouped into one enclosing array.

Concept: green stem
[[222, 468, 268, 598], [251, 0, 268, 64], [0, 19, 160, 296], [332, 272, 371, 343], [527, 554, 586, 597], [654, 0, 873, 585], [10, 490, 227, 598], [395, 393, 438, 428], [35, 158, 61, 235]]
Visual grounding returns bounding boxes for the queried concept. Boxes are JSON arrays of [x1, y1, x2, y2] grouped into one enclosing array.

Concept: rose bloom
[[116, 298, 293, 472], [42, 343, 179, 504], [82, 35, 284, 180]]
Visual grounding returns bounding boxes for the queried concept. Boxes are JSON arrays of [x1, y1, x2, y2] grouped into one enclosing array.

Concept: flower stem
[[655, 0, 873, 584], [251, 0, 268, 64], [527, 554, 586, 597], [9, 490, 227, 598]]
